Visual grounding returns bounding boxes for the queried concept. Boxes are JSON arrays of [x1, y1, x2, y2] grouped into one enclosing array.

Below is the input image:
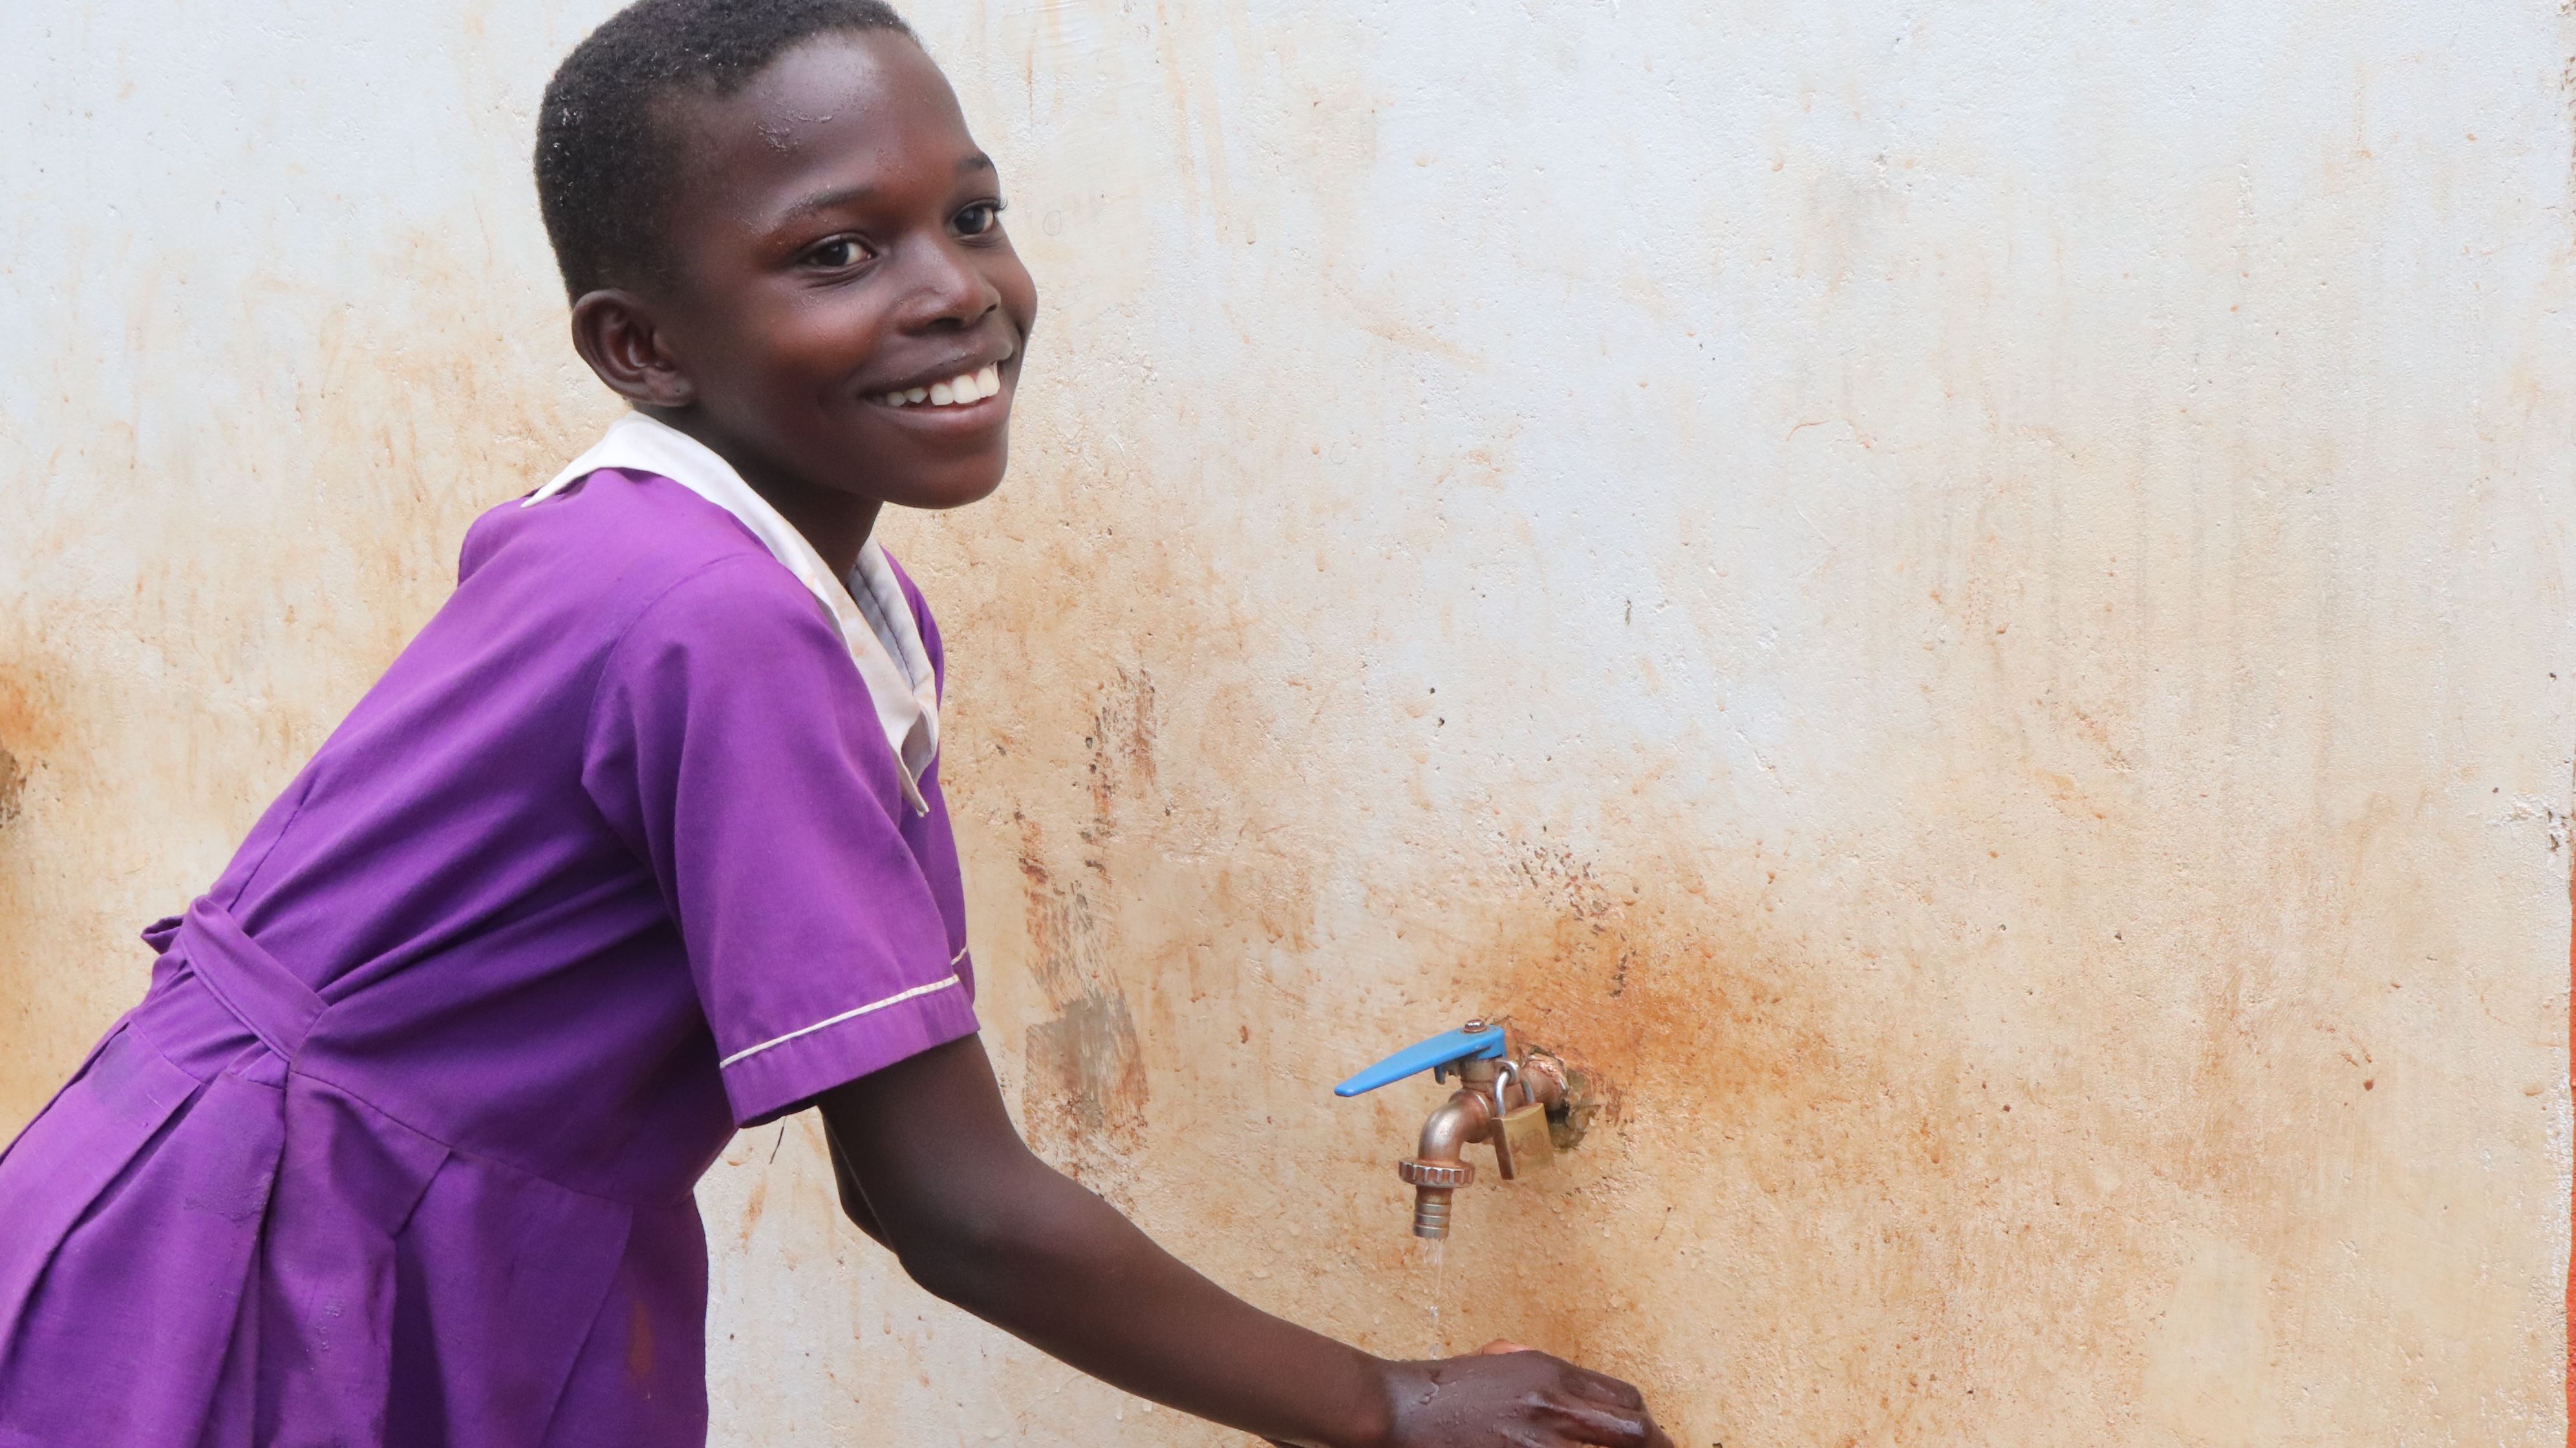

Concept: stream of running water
[[1415, 1235, 1446, 1357]]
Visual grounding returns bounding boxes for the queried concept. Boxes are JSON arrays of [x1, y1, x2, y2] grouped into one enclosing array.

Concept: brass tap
[[1336, 1017, 1574, 1239], [1390, 1028, 1567, 1239], [1397, 1076, 1495, 1237]]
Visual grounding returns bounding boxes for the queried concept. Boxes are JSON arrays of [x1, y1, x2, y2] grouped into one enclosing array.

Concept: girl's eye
[[956, 200, 1006, 237], [808, 237, 875, 270]]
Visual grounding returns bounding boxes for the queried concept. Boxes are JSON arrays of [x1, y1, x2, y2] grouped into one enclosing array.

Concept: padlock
[[1488, 1062, 1558, 1180], [1493, 1102, 1557, 1180]]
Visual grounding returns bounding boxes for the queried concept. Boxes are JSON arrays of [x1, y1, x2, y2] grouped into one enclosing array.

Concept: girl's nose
[[898, 235, 1002, 332]]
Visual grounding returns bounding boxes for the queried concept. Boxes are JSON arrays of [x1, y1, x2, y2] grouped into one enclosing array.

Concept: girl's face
[[641, 30, 1039, 516]]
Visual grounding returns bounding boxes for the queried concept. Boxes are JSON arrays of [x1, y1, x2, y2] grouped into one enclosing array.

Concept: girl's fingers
[[1534, 1398, 1660, 1448], [1538, 1381, 1674, 1448], [1451, 1343, 1669, 1448], [1558, 1365, 1649, 1411]]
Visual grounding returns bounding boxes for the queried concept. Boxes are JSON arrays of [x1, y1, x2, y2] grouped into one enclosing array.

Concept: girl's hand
[[1371, 1343, 1675, 1448]]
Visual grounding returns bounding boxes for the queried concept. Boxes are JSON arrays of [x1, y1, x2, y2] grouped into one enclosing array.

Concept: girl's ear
[[569, 290, 698, 409]]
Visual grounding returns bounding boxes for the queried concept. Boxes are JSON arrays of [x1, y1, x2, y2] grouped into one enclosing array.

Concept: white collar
[[525, 412, 939, 814]]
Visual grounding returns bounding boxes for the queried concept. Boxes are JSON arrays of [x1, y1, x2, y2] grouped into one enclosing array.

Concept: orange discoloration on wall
[[6, 2, 2574, 1446]]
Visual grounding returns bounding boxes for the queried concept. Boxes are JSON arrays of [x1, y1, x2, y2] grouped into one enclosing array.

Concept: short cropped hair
[[534, 0, 914, 300]]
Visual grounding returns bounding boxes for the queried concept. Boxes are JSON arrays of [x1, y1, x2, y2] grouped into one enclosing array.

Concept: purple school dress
[[0, 466, 982, 1446]]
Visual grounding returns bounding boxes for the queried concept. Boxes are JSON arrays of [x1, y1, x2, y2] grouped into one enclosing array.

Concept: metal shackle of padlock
[[1485, 1057, 1559, 1180]]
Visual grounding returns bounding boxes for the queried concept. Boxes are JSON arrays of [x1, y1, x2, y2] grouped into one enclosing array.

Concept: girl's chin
[[878, 459, 1009, 513]]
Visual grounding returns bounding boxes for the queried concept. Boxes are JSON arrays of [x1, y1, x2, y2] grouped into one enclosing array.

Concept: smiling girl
[[0, 4, 1671, 1445]]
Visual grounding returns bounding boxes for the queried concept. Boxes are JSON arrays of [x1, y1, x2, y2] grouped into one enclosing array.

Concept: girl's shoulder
[[461, 467, 808, 608], [446, 467, 843, 665]]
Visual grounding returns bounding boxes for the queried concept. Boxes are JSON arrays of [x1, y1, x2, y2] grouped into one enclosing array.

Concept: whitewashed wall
[[3, 2, 2570, 1443]]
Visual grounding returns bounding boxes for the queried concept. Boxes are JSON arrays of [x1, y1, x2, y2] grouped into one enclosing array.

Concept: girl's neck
[[656, 410, 884, 577], [747, 473, 883, 579]]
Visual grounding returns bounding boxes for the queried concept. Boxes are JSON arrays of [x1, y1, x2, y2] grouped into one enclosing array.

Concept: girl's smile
[[868, 353, 1011, 412]]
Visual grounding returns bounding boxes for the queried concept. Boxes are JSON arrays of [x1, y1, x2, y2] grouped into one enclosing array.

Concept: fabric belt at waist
[[146, 895, 326, 1061], [116, 899, 645, 1443]]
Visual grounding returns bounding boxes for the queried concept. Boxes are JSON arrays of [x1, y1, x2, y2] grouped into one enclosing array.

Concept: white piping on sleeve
[[718, 952, 970, 1071]]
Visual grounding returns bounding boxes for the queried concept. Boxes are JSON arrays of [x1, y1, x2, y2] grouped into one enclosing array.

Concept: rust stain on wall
[[0, 652, 45, 845], [7, 3, 2573, 1447], [0, 649, 66, 776], [0, 641, 70, 1109]]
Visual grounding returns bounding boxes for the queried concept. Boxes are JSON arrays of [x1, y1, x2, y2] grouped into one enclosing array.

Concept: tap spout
[[1417, 1088, 1492, 1164], [1397, 1087, 1494, 1239]]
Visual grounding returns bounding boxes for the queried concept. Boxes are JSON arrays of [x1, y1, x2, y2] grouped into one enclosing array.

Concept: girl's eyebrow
[[776, 184, 876, 225], [769, 154, 996, 229]]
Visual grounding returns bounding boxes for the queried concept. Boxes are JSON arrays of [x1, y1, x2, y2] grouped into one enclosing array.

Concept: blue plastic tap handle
[[1333, 1025, 1508, 1098]]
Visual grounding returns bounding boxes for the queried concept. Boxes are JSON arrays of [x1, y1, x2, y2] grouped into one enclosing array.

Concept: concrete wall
[[4, 1, 2570, 1443]]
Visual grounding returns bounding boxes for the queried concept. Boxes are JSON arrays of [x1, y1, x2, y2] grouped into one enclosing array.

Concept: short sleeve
[[581, 557, 980, 1126]]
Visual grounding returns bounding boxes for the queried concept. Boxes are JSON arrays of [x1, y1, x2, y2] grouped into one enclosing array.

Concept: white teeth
[[881, 367, 1006, 409]]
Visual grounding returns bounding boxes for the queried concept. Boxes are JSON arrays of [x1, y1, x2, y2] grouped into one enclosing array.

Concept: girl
[[0, 4, 1673, 1445]]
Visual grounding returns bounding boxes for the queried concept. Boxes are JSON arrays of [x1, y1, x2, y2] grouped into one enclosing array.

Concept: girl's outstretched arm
[[816, 1036, 1673, 1448]]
